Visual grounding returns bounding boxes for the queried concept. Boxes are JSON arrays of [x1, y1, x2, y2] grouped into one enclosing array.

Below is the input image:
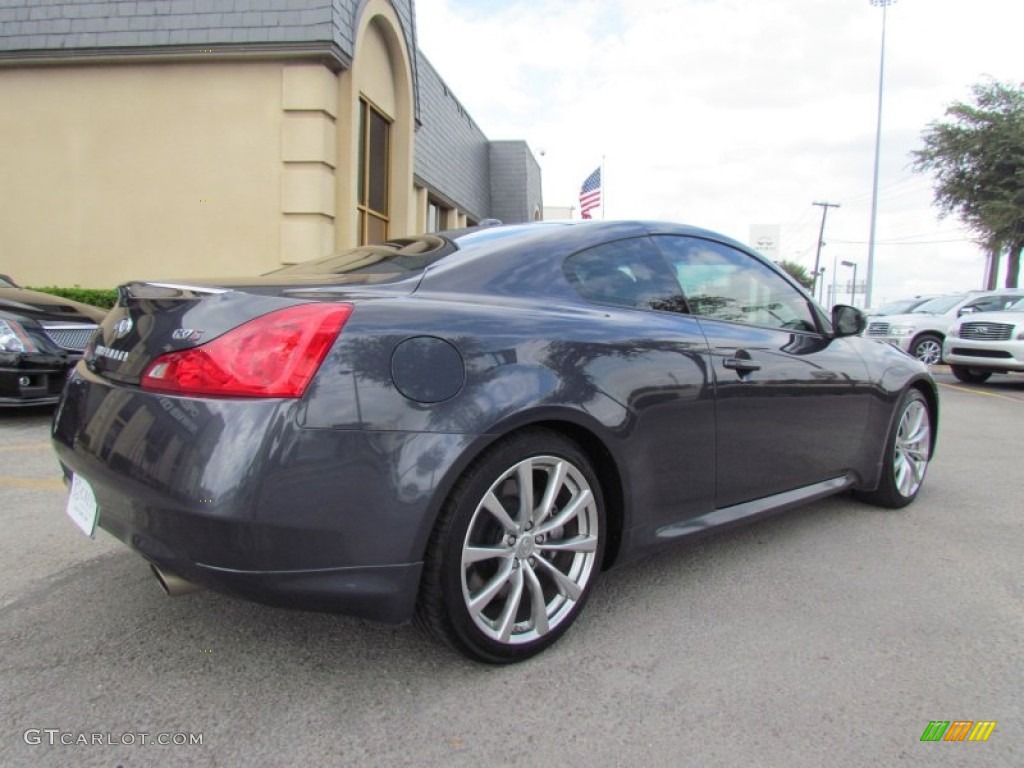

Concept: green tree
[[911, 80, 1024, 288], [776, 260, 814, 290]]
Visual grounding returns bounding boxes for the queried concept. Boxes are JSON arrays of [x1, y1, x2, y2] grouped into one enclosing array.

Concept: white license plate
[[66, 473, 99, 538]]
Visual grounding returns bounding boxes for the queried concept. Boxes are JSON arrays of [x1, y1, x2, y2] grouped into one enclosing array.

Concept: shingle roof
[[0, 1, 417, 71]]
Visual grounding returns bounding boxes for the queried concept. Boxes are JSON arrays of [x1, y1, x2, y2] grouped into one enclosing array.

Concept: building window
[[358, 98, 390, 245], [426, 197, 451, 233]]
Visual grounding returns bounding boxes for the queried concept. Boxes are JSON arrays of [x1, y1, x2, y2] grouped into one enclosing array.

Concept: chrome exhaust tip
[[150, 563, 203, 596]]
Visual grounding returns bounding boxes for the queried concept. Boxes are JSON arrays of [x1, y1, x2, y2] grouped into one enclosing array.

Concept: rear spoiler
[[118, 282, 232, 302]]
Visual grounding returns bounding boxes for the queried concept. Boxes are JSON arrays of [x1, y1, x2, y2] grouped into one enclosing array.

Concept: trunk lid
[[86, 275, 418, 386]]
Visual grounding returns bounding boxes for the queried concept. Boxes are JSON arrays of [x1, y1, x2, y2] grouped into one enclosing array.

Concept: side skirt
[[655, 474, 856, 539]]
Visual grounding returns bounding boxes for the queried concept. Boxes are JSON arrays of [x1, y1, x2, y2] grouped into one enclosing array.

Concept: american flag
[[578, 167, 602, 219]]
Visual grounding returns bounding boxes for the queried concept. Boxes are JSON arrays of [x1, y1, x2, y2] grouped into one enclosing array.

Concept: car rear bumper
[[62, 463, 425, 623], [162, 559, 423, 624], [51, 365, 470, 624]]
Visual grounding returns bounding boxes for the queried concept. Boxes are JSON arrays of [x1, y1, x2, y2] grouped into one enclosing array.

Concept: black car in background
[[51, 221, 938, 663], [0, 275, 106, 406]]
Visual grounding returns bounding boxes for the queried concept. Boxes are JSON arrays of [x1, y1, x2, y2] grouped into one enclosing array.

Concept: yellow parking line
[[0, 442, 52, 452], [0, 476, 65, 491], [939, 382, 1024, 403]]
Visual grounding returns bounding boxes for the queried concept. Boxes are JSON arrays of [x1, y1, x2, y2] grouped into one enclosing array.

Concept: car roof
[[436, 220, 764, 267]]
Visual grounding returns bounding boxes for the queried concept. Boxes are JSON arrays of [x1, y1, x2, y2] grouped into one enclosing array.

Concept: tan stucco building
[[0, 0, 542, 288]]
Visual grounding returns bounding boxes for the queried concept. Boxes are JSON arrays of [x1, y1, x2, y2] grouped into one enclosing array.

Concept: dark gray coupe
[[52, 221, 937, 663]]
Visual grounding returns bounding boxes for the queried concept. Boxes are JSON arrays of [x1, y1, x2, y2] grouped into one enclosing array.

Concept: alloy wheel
[[914, 339, 942, 365], [460, 455, 600, 645], [893, 397, 931, 498]]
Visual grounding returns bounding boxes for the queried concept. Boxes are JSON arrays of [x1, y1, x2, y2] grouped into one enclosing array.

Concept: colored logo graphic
[[920, 721, 997, 742]]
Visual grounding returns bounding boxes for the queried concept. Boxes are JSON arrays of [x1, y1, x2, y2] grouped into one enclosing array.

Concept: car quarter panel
[[300, 295, 718, 566]]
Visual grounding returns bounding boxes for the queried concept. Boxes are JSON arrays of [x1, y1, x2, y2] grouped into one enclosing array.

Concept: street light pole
[[841, 259, 858, 306], [812, 201, 840, 304], [865, 0, 895, 309]]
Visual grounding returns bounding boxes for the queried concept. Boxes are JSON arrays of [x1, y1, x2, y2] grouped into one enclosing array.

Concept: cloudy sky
[[415, 0, 1022, 306]]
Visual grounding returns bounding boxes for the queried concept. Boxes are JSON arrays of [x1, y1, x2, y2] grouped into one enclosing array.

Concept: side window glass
[[966, 297, 1004, 312], [563, 237, 684, 311], [652, 236, 817, 332]]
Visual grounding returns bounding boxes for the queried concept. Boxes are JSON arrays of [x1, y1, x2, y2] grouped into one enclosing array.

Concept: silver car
[[863, 290, 1024, 364], [943, 296, 1024, 383]]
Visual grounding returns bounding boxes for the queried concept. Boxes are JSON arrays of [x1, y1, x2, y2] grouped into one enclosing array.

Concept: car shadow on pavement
[[4, 490, 865, 676]]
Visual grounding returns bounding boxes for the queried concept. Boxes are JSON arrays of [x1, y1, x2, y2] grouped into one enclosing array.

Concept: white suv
[[863, 290, 1024, 364], [943, 296, 1024, 383]]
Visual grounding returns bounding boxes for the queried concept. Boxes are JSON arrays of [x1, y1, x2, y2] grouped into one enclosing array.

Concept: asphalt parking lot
[[1, 369, 1021, 768]]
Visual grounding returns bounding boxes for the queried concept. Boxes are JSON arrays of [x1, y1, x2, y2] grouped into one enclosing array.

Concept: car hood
[[868, 311, 950, 324], [0, 287, 107, 324], [953, 310, 1024, 326]]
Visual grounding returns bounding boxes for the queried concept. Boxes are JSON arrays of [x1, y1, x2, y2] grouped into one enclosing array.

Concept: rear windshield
[[268, 236, 453, 281]]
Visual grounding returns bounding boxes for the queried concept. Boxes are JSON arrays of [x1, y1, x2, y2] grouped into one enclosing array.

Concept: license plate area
[[66, 473, 99, 537]]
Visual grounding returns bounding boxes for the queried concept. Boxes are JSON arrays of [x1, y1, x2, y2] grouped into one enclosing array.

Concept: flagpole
[[601, 155, 606, 220]]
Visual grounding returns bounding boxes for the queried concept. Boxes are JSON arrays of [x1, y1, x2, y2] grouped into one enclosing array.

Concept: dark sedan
[[52, 221, 938, 663], [1, 276, 107, 406]]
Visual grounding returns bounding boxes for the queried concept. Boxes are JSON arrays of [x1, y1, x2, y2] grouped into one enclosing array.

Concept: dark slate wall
[[489, 141, 542, 224], [0, 0, 420, 121], [0, 1, 413, 63], [332, 0, 357, 55], [0, 0, 338, 51], [413, 52, 490, 221]]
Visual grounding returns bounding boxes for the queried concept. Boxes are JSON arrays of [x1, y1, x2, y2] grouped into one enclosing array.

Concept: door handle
[[723, 357, 761, 372]]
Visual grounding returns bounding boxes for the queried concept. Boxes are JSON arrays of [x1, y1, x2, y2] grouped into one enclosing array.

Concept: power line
[[830, 237, 971, 246]]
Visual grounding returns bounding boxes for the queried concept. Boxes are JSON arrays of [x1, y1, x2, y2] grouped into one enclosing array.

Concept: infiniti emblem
[[114, 317, 134, 339]]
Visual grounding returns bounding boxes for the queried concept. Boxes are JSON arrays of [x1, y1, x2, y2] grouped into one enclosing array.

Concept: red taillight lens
[[141, 303, 352, 398]]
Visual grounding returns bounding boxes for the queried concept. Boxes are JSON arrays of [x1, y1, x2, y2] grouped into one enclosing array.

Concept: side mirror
[[957, 306, 977, 316], [832, 304, 866, 337]]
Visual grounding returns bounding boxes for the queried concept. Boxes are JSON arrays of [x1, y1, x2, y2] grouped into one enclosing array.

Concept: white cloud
[[416, 0, 1022, 304]]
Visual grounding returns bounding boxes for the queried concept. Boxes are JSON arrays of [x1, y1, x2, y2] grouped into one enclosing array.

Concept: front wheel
[[910, 334, 943, 365], [417, 430, 605, 663], [951, 365, 992, 384], [856, 389, 932, 509]]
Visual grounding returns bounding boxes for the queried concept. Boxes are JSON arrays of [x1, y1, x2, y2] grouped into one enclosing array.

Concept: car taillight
[[141, 303, 352, 398]]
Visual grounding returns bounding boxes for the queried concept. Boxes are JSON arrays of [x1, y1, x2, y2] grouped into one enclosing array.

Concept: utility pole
[[866, 0, 895, 309], [812, 201, 840, 303]]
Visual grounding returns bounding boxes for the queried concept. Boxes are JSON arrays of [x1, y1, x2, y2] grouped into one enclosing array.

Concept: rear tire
[[951, 365, 992, 384], [856, 389, 932, 509], [417, 429, 605, 663]]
